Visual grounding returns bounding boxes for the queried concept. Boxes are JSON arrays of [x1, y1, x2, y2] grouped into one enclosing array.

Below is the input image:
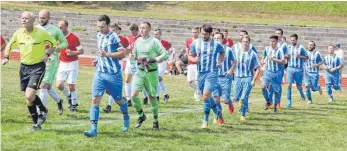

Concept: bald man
[[2, 11, 57, 130], [37, 9, 68, 115]]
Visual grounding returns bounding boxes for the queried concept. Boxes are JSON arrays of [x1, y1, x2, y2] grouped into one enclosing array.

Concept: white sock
[[48, 88, 61, 103], [189, 81, 197, 89], [159, 81, 167, 95], [125, 83, 131, 100], [143, 89, 148, 98], [71, 91, 77, 105], [39, 88, 48, 106], [108, 95, 114, 106], [60, 87, 70, 99]]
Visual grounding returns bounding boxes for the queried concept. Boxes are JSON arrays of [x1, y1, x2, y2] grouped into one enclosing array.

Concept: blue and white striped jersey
[[305, 50, 323, 73], [263, 46, 285, 72], [218, 45, 236, 76], [278, 42, 288, 55], [190, 38, 224, 73], [234, 42, 257, 53], [324, 54, 342, 75], [96, 31, 123, 74], [287, 44, 307, 69], [232, 45, 260, 77]]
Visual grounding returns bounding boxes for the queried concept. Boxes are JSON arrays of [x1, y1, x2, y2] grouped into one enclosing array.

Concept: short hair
[[201, 24, 213, 33], [269, 35, 279, 41], [192, 26, 199, 30], [275, 28, 284, 35], [309, 40, 316, 46], [117, 27, 122, 31], [98, 15, 110, 25], [130, 23, 139, 31], [110, 22, 118, 28], [282, 36, 286, 40], [214, 32, 224, 39], [141, 22, 151, 28], [60, 20, 69, 27], [240, 35, 251, 42], [328, 43, 335, 48], [222, 29, 228, 33], [154, 28, 162, 34], [240, 30, 248, 35], [290, 34, 298, 40], [215, 28, 221, 33]]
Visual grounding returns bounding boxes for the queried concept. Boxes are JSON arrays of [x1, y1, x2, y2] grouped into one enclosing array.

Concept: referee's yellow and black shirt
[[6, 26, 57, 65]]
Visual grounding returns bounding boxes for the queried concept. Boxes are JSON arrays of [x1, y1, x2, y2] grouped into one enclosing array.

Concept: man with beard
[[304, 41, 323, 104]]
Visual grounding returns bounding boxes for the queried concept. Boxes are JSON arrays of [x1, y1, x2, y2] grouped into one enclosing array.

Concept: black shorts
[[19, 62, 45, 91]]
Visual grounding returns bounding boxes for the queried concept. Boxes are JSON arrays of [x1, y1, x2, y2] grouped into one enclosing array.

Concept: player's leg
[[175, 60, 184, 75], [304, 72, 313, 104], [188, 64, 200, 101], [131, 70, 146, 128], [124, 58, 135, 106], [46, 62, 63, 106], [222, 75, 234, 114], [56, 62, 71, 109], [142, 89, 149, 104], [67, 66, 79, 111], [286, 68, 295, 108], [144, 71, 160, 129], [325, 74, 334, 102], [261, 71, 271, 110], [239, 77, 253, 120], [212, 82, 221, 125], [103, 95, 114, 113], [294, 70, 306, 101], [158, 61, 169, 103]]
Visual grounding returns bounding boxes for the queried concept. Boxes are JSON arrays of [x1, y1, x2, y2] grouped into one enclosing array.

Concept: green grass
[[1, 1, 347, 28], [2, 61, 347, 151]]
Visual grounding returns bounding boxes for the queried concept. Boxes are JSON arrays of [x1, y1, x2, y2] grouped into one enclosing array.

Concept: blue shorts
[[286, 67, 304, 86], [198, 71, 219, 93], [213, 75, 233, 99], [92, 71, 123, 101], [325, 72, 340, 90], [234, 76, 253, 101], [262, 70, 282, 93], [304, 72, 320, 91]]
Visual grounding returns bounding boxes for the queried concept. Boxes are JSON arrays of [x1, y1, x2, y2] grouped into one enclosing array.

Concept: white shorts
[[57, 61, 79, 84], [124, 58, 138, 75], [187, 64, 198, 82], [158, 60, 168, 77]]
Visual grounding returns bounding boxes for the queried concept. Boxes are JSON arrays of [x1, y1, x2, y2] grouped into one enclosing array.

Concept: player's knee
[[68, 85, 76, 92], [56, 82, 64, 90], [91, 98, 101, 105], [25, 94, 35, 102]]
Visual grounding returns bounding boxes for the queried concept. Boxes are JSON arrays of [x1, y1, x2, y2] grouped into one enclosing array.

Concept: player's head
[[214, 32, 224, 44], [241, 35, 251, 48], [140, 22, 151, 37], [153, 28, 162, 40], [117, 27, 122, 34], [239, 30, 248, 40], [97, 15, 111, 34], [308, 41, 316, 51], [21, 11, 35, 28], [269, 35, 278, 48], [110, 22, 119, 33], [275, 28, 284, 38], [201, 24, 213, 42], [290, 34, 298, 45], [222, 29, 228, 39], [281, 36, 287, 42], [58, 20, 69, 34], [192, 26, 199, 38], [129, 23, 139, 37], [38, 9, 51, 26], [335, 43, 341, 49], [328, 44, 335, 54]]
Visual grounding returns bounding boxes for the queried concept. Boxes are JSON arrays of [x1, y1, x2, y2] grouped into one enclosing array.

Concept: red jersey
[[186, 37, 197, 65], [222, 38, 233, 47], [161, 40, 171, 51], [1, 36, 5, 45], [59, 32, 83, 62], [127, 34, 141, 53], [119, 35, 129, 48]]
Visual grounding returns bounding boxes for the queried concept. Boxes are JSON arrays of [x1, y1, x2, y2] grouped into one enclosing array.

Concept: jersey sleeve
[[278, 49, 285, 60], [263, 48, 267, 58], [189, 40, 197, 56], [252, 45, 257, 53], [121, 37, 129, 48], [336, 57, 343, 67], [74, 36, 83, 51], [43, 31, 57, 48], [300, 46, 308, 57], [216, 43, 224, 54], [282, 44, 288, 55], [228, 48, 236, 62], [252, 52, 260, 69], [185, 39, 189, 49], [57, 29, 68, 51], [156, 40, 169, 61], [5, 32, 18, 52], [111, 36, 123, 52], [163, 41, 172, 50], [316, 53, 323, 63], [0, 36, 5, 45]]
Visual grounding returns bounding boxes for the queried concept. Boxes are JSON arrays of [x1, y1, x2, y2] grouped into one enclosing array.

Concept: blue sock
[[241, 99, 247, 117], [216, 102, 223, 119], [203, 100, 211, 121], [274, 92, 281, 105], [210, 98, 218, 115], [278, 86, 282, 104], [306, 89, 312, 101], [227, 98, 232, 105], [262, 88, 270, 102], [287, 87, 292, 106], [90, 105, 99, 131], [268, 86, 274, 103], [327, 85, 333, 98], [119, 101, 129, 120], [298, 86, 306, 101]]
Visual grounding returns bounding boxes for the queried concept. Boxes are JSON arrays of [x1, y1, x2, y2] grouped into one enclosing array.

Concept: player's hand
[[311, 64, 316, 68], [295, 52, 300, 58], [267, 56, 273, 61], [99, 48, 107, 57], [216, 61, 221, 68], [1, 58, 9, 65], [41, 54, 49, 63], [66, 49, 72, 56], [227, 70, 233, 75], [330, 68, 336, 72], [192, 57, 199, 63]]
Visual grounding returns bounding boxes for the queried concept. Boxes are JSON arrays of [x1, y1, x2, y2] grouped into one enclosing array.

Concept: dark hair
[[290, 34, 298, 40], [269, 35, 279, 41], [309, 40, 316, 46], [154, 28, 162, 33], [201, 24, 213, 33], [98, 15, 110, 25], [141, 22, 151, 28], [117, 27, 122, 31], [60, 20, 69, 27], [110, 22, 118, 27], [214, 32, 224, 39], [275, 28, 284, 35], [129, 23, 139, 31], [215, 28, 221, 33], [240, 30, 248, 35]]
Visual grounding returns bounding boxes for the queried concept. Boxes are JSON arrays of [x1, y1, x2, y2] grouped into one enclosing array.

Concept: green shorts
[[42, 55, 58, 84], [132, 69, 158, 96]]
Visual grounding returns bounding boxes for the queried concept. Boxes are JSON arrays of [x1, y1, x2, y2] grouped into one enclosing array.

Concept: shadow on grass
[[232, 127, 286, 133]]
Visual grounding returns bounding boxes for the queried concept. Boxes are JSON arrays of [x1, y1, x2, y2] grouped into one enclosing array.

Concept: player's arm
[[68, 37, 84, 56], [102, 38, 126, 59], [188, 41, 198, 63], [155, 41, 169, 62], [227, 50, 236, 75], [252, 54, 261, 86], [56, 30, 68, 51], [2, 33, 18, 65], [312, 53, 323, 68], [1, 37, 6, 51], [269, 50, 286, 65], [332, 58, 344, 71], [297, 47, 308, 59]]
